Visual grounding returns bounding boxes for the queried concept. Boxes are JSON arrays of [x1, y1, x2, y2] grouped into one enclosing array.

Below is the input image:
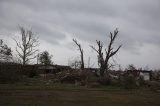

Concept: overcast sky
[[0, 0, 160, 70]]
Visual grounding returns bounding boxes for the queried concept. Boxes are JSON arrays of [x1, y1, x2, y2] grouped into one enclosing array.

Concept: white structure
[[140, 71, 151, 81]]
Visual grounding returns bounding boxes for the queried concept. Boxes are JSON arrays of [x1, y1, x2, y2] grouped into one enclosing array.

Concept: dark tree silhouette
[[126, 64, 137, 70], [0, 39, 12, 62], [39, 51, 53, 65], [90, 29, 122, 76], [73, 39, 84, 70], [14, 26, 39, 65]]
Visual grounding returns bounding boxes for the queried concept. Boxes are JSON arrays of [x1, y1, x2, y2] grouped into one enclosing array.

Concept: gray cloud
[[0, 0, 160, 69]]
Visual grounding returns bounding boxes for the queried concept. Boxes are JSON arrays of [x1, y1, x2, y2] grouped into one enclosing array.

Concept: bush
[[21, 65, 37, 78], [0, 68, 22, 83], [145, 81, 160, 91], [98, 76, 111, 85], [124, 75, 137, 89], [28, 70, 37, 78], [139, 76, 145, 86], [0, 64, 24, 83]]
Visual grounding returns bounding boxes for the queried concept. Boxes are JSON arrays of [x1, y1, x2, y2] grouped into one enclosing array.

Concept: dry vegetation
[[0, 88, 159, 106]]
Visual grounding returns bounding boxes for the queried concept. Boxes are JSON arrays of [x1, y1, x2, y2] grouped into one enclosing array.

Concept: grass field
[[0, 82, 160, 106]]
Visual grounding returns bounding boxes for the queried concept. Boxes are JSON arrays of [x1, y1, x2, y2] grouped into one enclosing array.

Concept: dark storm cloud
[[0, 0, 160, 51]]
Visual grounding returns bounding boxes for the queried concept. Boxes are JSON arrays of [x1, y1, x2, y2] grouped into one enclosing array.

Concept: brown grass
[[0, 88, 159, 106]]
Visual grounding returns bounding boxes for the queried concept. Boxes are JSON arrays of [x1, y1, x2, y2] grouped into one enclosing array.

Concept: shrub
[[139, 76, 145, 86], [123, 75, 137, 89], [28, 70, 37, 78], [98, 76, 111, 85], [21, 65, 37, 78], [0, 68, 22, 83]]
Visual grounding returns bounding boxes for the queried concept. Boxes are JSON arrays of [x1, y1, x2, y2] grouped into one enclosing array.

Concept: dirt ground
[[0, 89, 160, 106]]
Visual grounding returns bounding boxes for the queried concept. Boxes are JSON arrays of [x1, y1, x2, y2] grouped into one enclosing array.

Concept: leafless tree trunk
[[90, 29, 122, 76], [14, 26, 39, 65], [73, 39, 84, 70]]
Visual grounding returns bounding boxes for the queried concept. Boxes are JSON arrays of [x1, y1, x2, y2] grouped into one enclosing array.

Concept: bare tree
[[14, 26, 39, 65], [73, 39, 84, 70], [90, 29, 122, 76]]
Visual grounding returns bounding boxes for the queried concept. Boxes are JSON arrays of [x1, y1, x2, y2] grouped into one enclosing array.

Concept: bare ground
[[0, 89, 160, 106]]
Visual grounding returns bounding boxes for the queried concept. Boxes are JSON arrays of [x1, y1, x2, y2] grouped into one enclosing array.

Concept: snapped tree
[[73, 39, 84, 70], [90, 29, 122, 76], [14, 26, 39, 65]]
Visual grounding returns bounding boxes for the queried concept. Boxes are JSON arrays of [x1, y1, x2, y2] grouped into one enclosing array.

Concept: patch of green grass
[[0, 77, 80, 90], [0, 82, 80, 90], [0, 82, 124, 91], [0, 77, 123, 90], [97, 85, 123, 90]]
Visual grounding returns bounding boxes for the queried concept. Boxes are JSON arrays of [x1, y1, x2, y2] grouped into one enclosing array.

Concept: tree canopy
[[0, 39, 12, 62], [39, 51, 53, 65]]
